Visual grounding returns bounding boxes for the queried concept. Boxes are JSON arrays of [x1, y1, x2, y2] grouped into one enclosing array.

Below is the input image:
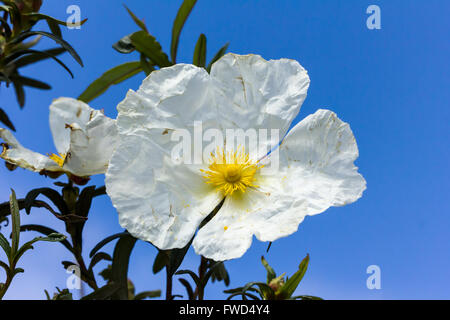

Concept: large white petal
[[63, 111, 118, 176], [194, 109, 366, 260], [49, 97, 94, 154], [211, 53, 310, 152], [106, 64, 224, 249], [0, 128, 60, 172]]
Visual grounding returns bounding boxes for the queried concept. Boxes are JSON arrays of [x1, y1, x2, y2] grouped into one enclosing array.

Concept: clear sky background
[[0, 0, 449, 300]]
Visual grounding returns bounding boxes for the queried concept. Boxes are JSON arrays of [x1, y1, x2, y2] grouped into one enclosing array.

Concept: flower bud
[[268, 274, 285, 292]]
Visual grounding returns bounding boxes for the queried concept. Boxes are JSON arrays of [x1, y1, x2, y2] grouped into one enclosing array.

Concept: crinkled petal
[[106, 64, 224, 249], [63, 111, 118, 176], [49, 97, 95, 154], [194, 109, 366, 260], [211, 53, 310, 152], [0, 128, 61, 172]]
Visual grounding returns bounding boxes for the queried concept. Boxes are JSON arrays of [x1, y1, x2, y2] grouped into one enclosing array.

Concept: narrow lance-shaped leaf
[[124, 5, 148, 33], [0, 108, 15, 131], [13, 81, 25, 107], [11, 31, 83, 67], [13, 233, 66, 264], [171, 0, 198, 63], [89, 232, 129, 258], [13, 47, 66, 68], [25, 188, 69, 215], [0, 233, 11, 258], [193, 33, 206, 68], [277, 254, 309, 299], [206, 42, 229, 73], [23, 13, 88, 28], [7, 49, 73, 78], [134, 290, 161, 300], [9, 190, 20, 257], [110, 234, 137, 300], [140, 54, 154, 76], [129, 31, 171, 68], [20, 224, 74, 254], [11, 75, 51, 90], [261, 256, 276, 283], [78, 61, 143, 103]]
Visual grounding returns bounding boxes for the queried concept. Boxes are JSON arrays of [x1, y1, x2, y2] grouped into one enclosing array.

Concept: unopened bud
[[268, 274, 285, 292]]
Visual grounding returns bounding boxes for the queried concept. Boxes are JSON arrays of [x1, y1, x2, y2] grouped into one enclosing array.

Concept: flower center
[[49, 153, 66, 168], [201, 147, 262, 196]]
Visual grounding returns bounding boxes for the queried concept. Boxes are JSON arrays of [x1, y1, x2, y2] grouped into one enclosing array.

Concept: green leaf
[[11, 75, 51, 90], [11, 31, 83, 67], [13, 47, 66, 68], [206, 42, 230, 73], [12, 81, 25, 107], [193, 33, 206, 67], [171, 0, 197, 63], [0, 260, 9, 273], [277, 254, 309, 299], [23, 13, 87, 28], [25, 188, 69, 215], [20, 224, 74, 254], [0, 233, 11, 258], [88, 252, 112, 275], [140, 53, 154, 76], [112, 34, 135, 54], [81, 282, 121, 300], [0, 108, 15, 131], [152, 250, 168, 274], [13, 233, 66, 264], [124, 5, 148, 33], [166, 238, 193, 276], [292, 295, 323, 300], [7, 49, 73, 78], [134, 290, 161, 300], [78, 61, 142, 103], [243, 281, 273, 300], [89, 232, 129, 258], [175, 269, 200, 288], [210, 261, 230, 286], [9, 190, 20, 257], [0, 198, 63, 221], [178, 278, 194, 300], [130, 31, 171, 68], [110, 234, 137, 300], [47, 19, 61, 38], [0, 17, 12, 38], [261, 256, 276, 283]]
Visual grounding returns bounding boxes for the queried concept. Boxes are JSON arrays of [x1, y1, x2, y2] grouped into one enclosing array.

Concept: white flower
[[0, 97, 118, 180], [105, 53, 366, 261]]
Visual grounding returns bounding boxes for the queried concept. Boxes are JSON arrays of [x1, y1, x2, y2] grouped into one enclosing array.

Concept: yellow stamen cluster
[[201, 147, 262, 196], [49, 153, 66, 168]]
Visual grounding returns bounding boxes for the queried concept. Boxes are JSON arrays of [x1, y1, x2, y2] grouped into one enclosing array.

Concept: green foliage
[[79, 0, 230, 103], [0, 0, 85, 130], [224, 254, 322, 300], [171, 0, 197, 63], [0, 189, 66, 300], [78, 61, 142, 103]]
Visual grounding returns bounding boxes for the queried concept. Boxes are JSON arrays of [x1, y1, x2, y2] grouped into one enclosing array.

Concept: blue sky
[[1, 0, 449, 299]]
